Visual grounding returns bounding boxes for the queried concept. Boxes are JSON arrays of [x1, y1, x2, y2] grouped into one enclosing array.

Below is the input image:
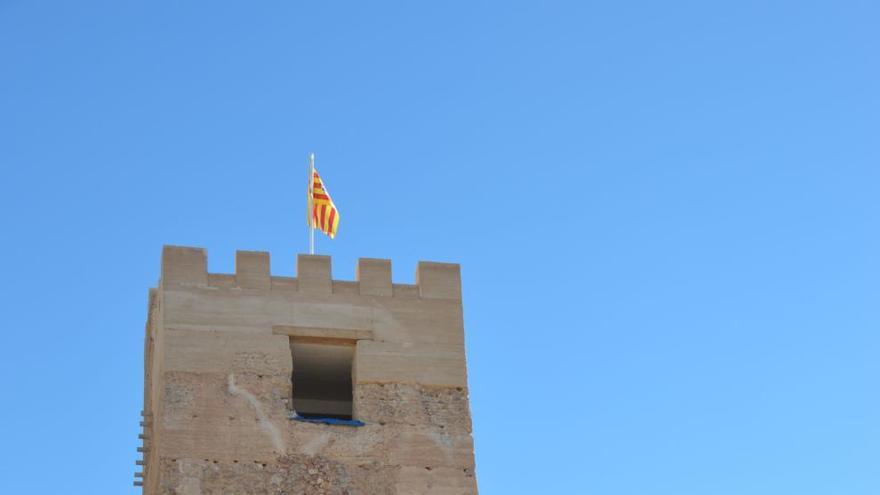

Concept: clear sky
[[1, 1, 877, 493]]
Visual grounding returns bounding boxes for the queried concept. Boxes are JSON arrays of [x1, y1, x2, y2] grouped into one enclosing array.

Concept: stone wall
[[141, 246, 477, 494]]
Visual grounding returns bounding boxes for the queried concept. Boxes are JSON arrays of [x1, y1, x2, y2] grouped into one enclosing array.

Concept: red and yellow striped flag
[[308, 167, 340, 239]]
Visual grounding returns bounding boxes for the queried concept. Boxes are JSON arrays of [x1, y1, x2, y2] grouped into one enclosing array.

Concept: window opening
[[289, 339, 354, 420]]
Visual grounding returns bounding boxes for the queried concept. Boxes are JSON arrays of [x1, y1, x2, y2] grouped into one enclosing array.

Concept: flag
[[308, 167, 340, 239]]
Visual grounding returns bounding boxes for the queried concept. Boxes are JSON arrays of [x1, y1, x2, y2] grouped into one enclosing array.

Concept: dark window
[[289, 339, 354, 420]]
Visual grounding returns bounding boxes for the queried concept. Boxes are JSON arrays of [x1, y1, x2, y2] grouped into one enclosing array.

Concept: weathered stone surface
[[416, 262, 461, 300], [354, 341, 468, 387], [357, 258, 392, 296], [297, 254, 332, 295], [161, 246, 207, 287], [397, 466, 479, 495], [160, 285, 464, 344], [143, 246, 478, 494], [235, 250, 271, 290], [159, 457, 397, 495], [355, 384, 472, 434], [164, 329, 291, 374]]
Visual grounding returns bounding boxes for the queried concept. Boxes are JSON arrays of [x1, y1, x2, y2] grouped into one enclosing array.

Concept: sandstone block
[[357, 258, 392, 296], [161, 245, 207, 287], [354, 341, 468, 387], [397, 466, 478, 494], [297, 254, 332, 294], [235, 250, 270, 289], [416, 261, 461, 300]]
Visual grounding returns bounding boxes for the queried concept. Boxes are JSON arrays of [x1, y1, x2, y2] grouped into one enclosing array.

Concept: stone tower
[[137, 246, 477, 494]]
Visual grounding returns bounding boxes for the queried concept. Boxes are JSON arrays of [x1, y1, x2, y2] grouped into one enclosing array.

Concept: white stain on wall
[[227, 373, 286, 454]]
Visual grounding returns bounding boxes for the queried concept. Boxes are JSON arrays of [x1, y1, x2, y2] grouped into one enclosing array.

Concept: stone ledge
[[272, 325, 373, 344]]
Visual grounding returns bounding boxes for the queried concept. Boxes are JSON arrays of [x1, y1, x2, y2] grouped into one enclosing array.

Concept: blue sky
[[1, 1, 877, 493]]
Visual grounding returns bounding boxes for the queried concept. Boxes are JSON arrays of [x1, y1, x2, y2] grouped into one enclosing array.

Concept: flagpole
[[308, 152, 316, 255]]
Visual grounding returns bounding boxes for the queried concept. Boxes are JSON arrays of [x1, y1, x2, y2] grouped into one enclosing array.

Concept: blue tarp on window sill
[[288, 412, 365, 427]]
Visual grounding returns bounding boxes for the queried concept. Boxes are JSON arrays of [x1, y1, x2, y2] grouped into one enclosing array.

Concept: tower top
[[139, 245, 477, 493]]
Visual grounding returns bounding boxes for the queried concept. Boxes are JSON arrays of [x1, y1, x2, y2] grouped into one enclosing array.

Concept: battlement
[[161, 245, 461, 300]]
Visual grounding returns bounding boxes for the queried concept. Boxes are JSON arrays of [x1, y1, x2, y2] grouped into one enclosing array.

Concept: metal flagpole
[[308, 152, 316, 255]]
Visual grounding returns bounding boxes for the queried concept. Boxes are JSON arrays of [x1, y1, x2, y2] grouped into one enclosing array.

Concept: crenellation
[[297, 254, 332, 295], [159, 245, 462, 299], [161, 245, 207, 287], [416, 261, 461, 300], [357, 258, 393, 296], [235, 250, 271, 290], [416, 261, 462, 300]]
